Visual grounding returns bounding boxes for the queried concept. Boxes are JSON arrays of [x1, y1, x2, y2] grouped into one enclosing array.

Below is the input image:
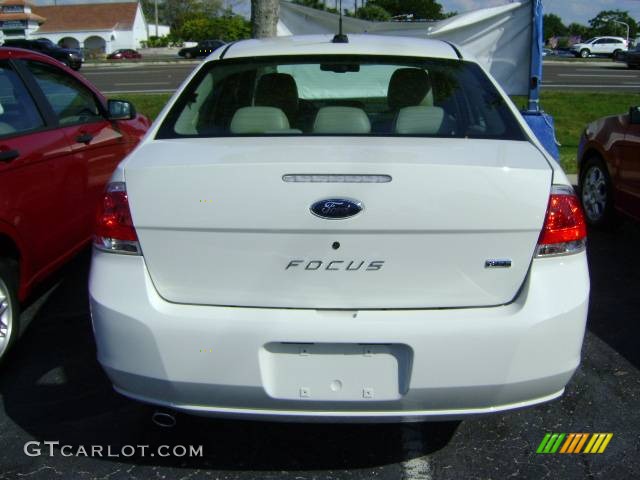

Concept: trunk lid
[[125, 137, 551, 309]]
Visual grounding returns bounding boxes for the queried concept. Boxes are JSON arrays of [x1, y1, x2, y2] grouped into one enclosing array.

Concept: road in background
[[79, 61, 640, 95], [543, 62, 640, 92], [80, 63, 196, 94]]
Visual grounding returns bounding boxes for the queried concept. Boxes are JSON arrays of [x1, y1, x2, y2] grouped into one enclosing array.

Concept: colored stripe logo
[[536, 433, 613, 454]]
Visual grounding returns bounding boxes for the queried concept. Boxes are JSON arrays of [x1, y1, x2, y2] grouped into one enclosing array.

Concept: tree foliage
[[368, 0, 445, 20], [588, 9, 637, 39], [293, 0, 327, 9], [140, 0, 166, 24], [356, 4, 391, 21], [543, 13, 567, 41], [293, 0, 448, 21], [180, 11, 251, 42], [567, 22, 590, 39], [140, 0, 251, 42], [161, 0, 223, 31], [542, 10, 640, 45]]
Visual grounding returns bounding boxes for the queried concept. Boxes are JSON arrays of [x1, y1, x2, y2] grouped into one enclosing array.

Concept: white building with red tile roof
[[0, 0, 166, 54], [0, 0, 45, 38]]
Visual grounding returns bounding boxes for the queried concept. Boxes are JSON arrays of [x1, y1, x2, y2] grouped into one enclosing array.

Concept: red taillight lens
[[536, 186, 587, 257], [94, 182, 140, 255]]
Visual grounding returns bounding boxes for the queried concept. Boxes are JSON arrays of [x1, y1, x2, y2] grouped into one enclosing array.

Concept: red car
[[578, 106, 640, 227], [106, 49, 142, 60], [0, 47, 149, 361]]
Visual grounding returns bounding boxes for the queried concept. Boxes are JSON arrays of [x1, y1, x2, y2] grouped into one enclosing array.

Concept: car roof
[[0, 46, 53, 60], [0, 46, 107, 101], [217, 34, 461, 61]]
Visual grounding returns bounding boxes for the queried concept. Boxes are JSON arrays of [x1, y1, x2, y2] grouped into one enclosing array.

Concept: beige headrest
[[230, 106, 290, 134], [313, 107, 371, 134], [395, 106, 445, 135]]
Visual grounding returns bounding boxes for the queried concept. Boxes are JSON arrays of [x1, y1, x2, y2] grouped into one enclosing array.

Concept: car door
[[605, 39, 618, 54], [0, 60, 84, 280], [592, 39, 607, 55], [618, 115, 640, 218], [23, 60, 129, 239]]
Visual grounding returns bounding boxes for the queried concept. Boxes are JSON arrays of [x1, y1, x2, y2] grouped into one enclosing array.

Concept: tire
[[184, 51, 192, 59], [580, 157, 615, 228], [613, 49, 622, 60], [0, 258, 20, 363], [580, 49, 590, 58]]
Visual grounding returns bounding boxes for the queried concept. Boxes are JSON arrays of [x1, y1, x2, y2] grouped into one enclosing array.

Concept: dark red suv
[[0, 48, 149, 361]]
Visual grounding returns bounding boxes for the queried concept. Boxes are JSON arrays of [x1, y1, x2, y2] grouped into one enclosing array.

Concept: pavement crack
[[16, 465, 64, 477]]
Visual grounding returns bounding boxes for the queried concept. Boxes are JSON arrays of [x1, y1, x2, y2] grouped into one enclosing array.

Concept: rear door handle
[[0, 149, 19, 163], [76, 133, 94, 144]]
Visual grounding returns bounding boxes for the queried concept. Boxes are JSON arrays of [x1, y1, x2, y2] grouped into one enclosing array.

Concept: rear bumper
[[89, 250, 589, 422]]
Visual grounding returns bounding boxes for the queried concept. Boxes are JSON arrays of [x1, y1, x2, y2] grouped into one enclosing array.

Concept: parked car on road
[[178, 40, 225, 59], [0, 48, 149, 362], [578, 107, 640, 226], [623, 45, 640, 68], [570, 36, 628, 59], [106, 49, 142, 60], [2, 38, 84, 70], [90, 34, 589, 423]]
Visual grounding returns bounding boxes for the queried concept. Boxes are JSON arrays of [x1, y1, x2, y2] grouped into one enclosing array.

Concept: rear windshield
[[157, 55, 525, 141]]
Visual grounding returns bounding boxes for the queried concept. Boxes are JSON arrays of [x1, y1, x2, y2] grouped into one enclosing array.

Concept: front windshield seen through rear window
[[157, 55, 525, 140]]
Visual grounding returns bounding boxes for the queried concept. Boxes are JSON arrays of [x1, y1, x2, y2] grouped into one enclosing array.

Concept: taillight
[[94, 182, 141, 255], [536, 185, 587, 257]]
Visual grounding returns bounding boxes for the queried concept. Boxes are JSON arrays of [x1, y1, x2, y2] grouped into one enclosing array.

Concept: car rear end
[[89, 35, 589, 421]]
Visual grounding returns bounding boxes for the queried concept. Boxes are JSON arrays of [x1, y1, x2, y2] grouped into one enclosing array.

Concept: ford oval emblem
[[310, 198, 363, 220]]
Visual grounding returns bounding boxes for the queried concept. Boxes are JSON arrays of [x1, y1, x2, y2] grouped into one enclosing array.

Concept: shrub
[[179, 14, 251, 42], [356, 5, 391, 21]]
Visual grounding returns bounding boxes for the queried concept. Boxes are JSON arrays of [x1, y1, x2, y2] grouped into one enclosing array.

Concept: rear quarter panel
[[578, 114, 627, 180]]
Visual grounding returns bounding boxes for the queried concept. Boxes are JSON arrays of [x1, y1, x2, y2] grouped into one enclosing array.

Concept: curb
[[544, 60, 625, 67], [83, 60, 200, 68]]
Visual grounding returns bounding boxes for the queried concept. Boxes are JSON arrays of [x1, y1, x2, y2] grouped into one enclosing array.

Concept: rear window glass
[[157, 55, 525, 141]]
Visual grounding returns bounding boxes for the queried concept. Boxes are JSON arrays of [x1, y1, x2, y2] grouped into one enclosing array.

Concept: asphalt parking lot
[[0, 218, 639, 479]]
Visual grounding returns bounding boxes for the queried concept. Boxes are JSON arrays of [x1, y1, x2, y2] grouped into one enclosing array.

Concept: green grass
[[513, 92, 640, 173], [114, 93, 172, 121], [114, 92, 640, 174]]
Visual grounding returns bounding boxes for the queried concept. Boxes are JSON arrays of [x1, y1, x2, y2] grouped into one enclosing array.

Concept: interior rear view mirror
[[320, 63, 360, 73]]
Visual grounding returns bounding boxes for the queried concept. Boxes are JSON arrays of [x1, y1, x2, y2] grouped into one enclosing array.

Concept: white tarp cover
[[278, 1, 532, 96]]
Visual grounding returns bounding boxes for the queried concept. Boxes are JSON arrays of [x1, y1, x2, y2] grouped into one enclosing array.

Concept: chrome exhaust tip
[[152, 410, 176, 428]]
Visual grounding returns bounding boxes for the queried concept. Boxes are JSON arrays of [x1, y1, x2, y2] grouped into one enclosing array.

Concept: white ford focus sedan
[[89, 35, 590, 422]]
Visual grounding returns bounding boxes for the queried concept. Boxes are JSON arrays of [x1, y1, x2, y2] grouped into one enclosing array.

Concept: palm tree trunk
[[251, 0, 280, 38]]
